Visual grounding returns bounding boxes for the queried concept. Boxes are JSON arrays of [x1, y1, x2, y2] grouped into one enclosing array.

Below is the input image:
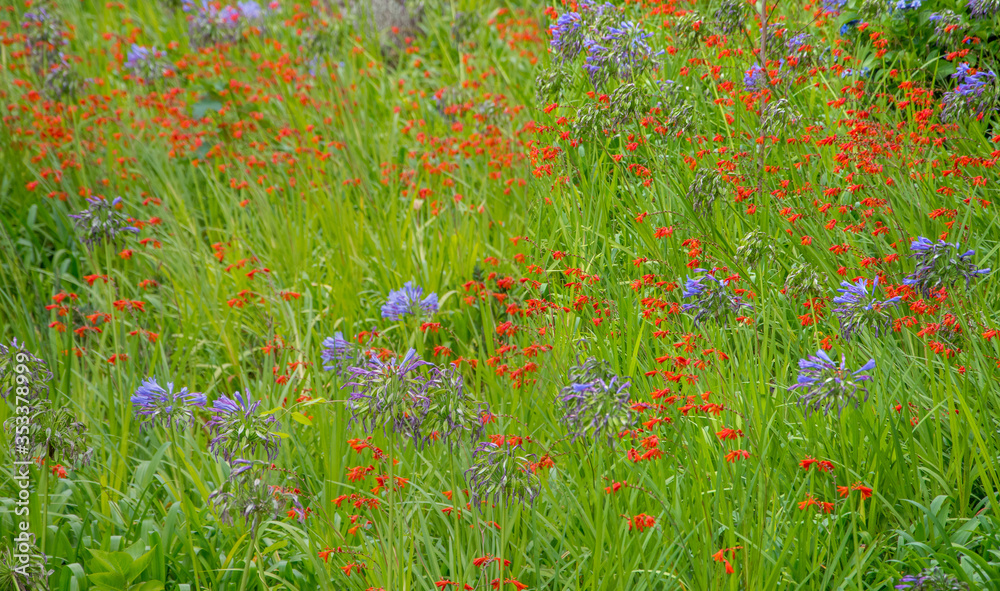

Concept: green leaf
[[291, 412, 312, 426], [88, 571, 128, 589], [191, 97, 223, 120]]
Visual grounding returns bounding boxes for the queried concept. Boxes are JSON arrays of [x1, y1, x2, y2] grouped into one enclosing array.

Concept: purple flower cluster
[[743, 64, 768, 91], [182, 0, 276, 48], [831, 276, 901, 341], [942, 64, 998, 120], [464, 441, 541, 508], [208, 460, 306, 531], [131, 378, 206, 429], [381, 281, 439, 321], [967, 0, 1000, 19], [681, 270, 752, 325], [789, 350, 875, 416], [206, 389, 280, 461], [321, 331, 355, 373], [895, 567, 968, 590], [0, 338, 52, 400], [124, 44, 170, 82], [583, 20, 661, 88], [69, 196, 140, 248], [344, 349, 436, 445], [903, 237, 990, 295], [558, 356, 634, 445], [550, 11, 584, 61]]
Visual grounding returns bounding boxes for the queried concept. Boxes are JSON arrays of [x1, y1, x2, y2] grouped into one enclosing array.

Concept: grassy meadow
[[1, 0, 1000, 589]]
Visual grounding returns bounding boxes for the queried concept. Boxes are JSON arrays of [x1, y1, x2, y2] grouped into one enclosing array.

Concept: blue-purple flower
[[789, 350, 875, 416], [903, 237, 990, 295], [131, 378, 206, 429], [831, 276, 901, 340], [344, 349, 435, 445], [69, 196, 140, 248], [381, 282, 439, 321], [942, 63, 998, 120], [206, 389, 280, 461], [743, 64, 767, 90], [967, 0, 1000, 19], [550, 11, 584, 60], [895, 567, 968, 590], [558, 356, 634, 444], [321, 331, 355, 373], [464, 441, 541, 508], [124, 44, 168, 82], [681, 270, 753, 325]]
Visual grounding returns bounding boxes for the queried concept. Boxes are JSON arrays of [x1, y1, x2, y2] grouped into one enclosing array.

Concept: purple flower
[[381, 281, 439, 321], [206, 389, 280, 461], [344, 349, 435, 445], [464, 441, 541, 508], [743, 64, 767, 90], [895, 567, 968, 590], [69, 196, 140, 248], [0, 338, 52, 400], [903, 237, 990, 295], [208, 460, 305, 532], [321, 331, 355, 373], [831, 276, 901, 340], [550, 11, 584, 60], [789, 350, 875, 416], [681, 269, 752, 325], [968, 0, 1000, 19], [131, 378, 206, 429], [942, 64, 998, 120], [558, 356, 634, 444]]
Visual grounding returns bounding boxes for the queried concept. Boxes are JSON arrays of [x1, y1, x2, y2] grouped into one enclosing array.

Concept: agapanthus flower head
[[714, 0, 747, 33], [895, 567, 968, 590], [208, 460, 305, 532], [381, 281, 438, 320], [6, 398, 93, 465], [558, 356, 634, 444], [784, 261, 826, 300], [822, 0, 848, 12], [421, 365, 491, 448], [0, 534, 52, 590], [464, 441, 542, 508], [743, 64, 768, 91], [124, 44, 170, 82], [580, 17, 660, 89], [928, 11, 967, 46], [206, 389, 280, 461], [903, 237, 990, 295], [892, 0, 922, 11], [967, 0, 1000, 19], [321, 331, 355, 373], [69, 196, 139, 248], [735, 230, 774, 267], [184, 0, 274, 47], [681, 269, 752, 325], [831, 276, 901, 340], [550, 11, 584, 61], [344, 349, 437, 446], [789, 350, 875, 416], [941, 64, 998, 121], [131, 377, 206, 429], [0, 338, 52, 400]]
